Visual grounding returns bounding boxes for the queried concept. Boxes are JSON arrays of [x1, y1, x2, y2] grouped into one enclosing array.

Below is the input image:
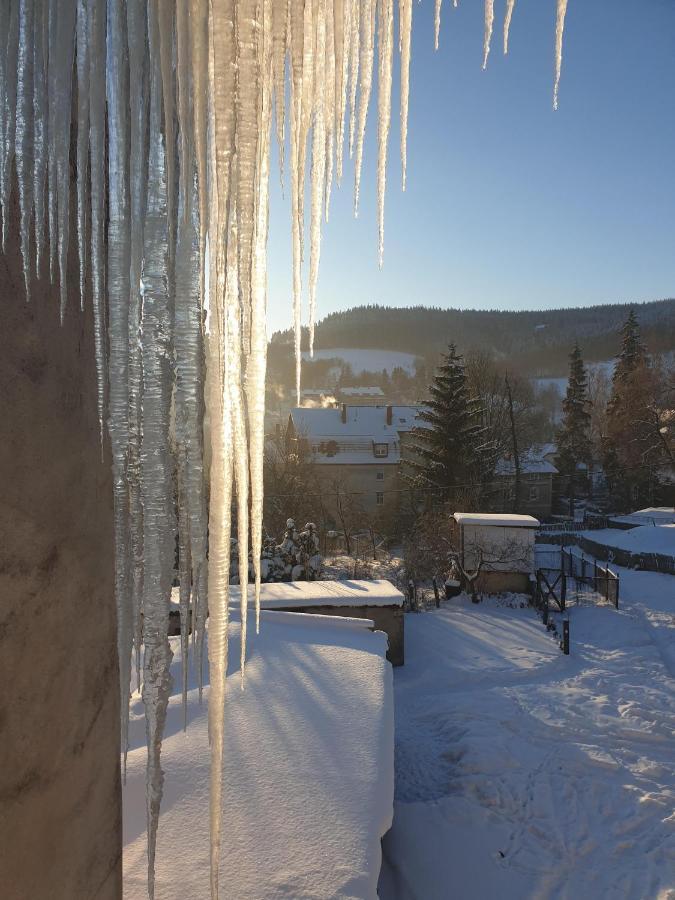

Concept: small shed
[[229, 579, 405, 666], [452, 513, 540, 594]]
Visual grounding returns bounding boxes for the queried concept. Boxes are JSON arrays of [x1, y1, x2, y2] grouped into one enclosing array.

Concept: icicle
[[503, 0, 516, 54], [308, 0, 327, 355], [399, 0, 412, 191], [376, 0, 393, 268], [52, 0, 77, 318], [271, 0, 288, 188], [32, 0, 48, 276], [354, 0, 375, 217], [482, 0, 494, 70], [127, 0, 149, 694], [15, 0, 35, 296], [334, 0, 351, 185], [248, 0, 273, 636], [88, 0, 108, 447], [106, 0, 133, 781], [324, 0, 336, 221], [141, 4, 176, 894], [205, 33, 235, 893], [553, 0, 568, 111], [1, 1, 19, 252], [434, 0, 442, 51], [47, 0, 58, 283], [158, 0, 176, 264], [289, 0, 304, 403], [348, 0, 360, 157], [76, 0, 90, 309]]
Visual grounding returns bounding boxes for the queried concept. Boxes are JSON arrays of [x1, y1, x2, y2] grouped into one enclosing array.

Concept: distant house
[[286, 403, 423, 521], [492, 445, 558, 519], [452, 512, 539, 594], [337, 386, 386, 406]]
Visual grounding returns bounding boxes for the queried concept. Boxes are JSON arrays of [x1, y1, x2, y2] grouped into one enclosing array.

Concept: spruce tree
[[405, 344, 485, 504], [604, 310, 659, 508], [556, 343, 592, 515]]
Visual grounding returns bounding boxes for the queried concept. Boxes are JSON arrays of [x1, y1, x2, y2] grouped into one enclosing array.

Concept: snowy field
[[301, 347, 418, 375], [379, 566, 675, 900], [123, 611, 393, 899]]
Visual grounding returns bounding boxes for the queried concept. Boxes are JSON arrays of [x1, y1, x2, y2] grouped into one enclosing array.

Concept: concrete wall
[[0, 189, 121, 898], [276, 604, 405, 666]]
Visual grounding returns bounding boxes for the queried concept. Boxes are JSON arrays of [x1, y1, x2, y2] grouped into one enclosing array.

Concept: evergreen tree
[[405, 344, 486, 504], [556, 343, 592, 514], [610, 309, 647, 389], [603, 310, 663, 508]]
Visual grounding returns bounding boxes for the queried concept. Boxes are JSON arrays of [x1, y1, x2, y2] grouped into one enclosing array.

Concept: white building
[[287, 404, 423, 518], [452, 512, 540, 594]]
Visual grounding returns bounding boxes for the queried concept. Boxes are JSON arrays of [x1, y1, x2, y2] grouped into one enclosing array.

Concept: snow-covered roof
[[124, 610, 393, 898], [339, 386, 385, 397], [229, 578, 404, 608], [581, 525, 675, 556], [289, 405, 424, 465], [453, 513, 540, 528]]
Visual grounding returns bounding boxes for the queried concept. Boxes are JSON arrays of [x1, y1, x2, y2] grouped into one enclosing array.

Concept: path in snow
[[379, 574, 675, 900]]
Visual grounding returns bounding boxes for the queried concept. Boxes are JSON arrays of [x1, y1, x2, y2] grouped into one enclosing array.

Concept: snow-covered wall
[[0, 190, 121, 899]]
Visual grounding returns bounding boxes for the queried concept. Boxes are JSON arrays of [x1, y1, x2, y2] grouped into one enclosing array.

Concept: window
[[373, 443, 389, 458], [376, 492, 384, 506], [376, 471, 384, 480], [529, 486, 539, 502]]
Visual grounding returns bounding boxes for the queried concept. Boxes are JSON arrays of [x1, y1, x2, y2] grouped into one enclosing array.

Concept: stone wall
[[0, 187, 121, 898]]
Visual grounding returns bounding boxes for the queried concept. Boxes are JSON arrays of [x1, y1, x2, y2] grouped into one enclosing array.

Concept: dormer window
[[373, 443, 389, 458]]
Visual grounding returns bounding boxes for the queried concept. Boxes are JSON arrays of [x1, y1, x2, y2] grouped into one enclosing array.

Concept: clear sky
[[266, 0, 675, 335]]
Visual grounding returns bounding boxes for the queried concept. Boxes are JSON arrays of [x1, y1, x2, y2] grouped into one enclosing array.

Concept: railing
[[561, 547, 619, 609]]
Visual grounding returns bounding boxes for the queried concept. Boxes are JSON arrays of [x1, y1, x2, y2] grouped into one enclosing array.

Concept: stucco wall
[[0, 189, 121, 898], [275, 604, 405, 666]]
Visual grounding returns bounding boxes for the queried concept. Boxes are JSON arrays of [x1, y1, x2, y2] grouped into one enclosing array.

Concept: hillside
[[270, 299, 675, 376]]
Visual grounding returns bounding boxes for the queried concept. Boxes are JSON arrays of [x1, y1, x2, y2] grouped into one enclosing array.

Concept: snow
[[124, 610, 394, 899], [454, 513, 540, 528], [611, 508, 675, 527], [379, 566, 675, 900], [290, 404, 423, 465], [301, 347, 419, 375], [227, 578, 404, 609], [581, 525, 675, 558]]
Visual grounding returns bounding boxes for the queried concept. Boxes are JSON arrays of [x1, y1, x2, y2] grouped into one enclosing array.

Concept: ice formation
[[0, 1, 570, 897]]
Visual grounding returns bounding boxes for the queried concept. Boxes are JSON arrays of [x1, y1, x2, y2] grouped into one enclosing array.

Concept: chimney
[[341, 403, 347, 424], [386, 404, 393, 426]]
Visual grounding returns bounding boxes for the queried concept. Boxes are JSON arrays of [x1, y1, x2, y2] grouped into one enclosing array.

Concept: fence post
[[432, 576, 440, 609], [562, 620, 570, 655]]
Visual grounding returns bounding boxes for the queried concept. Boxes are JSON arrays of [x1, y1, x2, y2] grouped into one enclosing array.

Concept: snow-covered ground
[[301, 347, 418, 375], [581, 525, 675, 557], [123, 610, 393, 899], [379, 566, 675, 900]]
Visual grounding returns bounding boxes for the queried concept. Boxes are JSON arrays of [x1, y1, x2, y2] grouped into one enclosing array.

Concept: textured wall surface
[[0, 188, 121, 899]]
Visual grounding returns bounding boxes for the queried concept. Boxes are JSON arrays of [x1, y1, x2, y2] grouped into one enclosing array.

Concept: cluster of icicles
[[0, 0, 568, 897]]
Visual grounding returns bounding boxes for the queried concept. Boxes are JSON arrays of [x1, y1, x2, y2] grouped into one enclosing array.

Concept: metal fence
[[561, 547, 619, 609]]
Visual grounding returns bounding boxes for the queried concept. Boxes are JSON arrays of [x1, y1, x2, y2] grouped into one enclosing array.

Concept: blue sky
[[267, 0, 675, 334]]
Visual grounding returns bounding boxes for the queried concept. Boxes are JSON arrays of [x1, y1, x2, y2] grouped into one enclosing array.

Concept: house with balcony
[[286, 404, 423, 523]]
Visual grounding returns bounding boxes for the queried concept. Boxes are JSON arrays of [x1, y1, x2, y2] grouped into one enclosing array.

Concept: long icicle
[[503, 0, 516, 54], [399, 0, 412, 191], [376, 0, 393, 268], [553, 0, 568, 111], [482, 0, 494, 70], [141, 3, 175, 894]]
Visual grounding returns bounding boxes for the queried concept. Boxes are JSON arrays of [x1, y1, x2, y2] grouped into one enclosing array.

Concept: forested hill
[[270, 300, 675, 374]]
